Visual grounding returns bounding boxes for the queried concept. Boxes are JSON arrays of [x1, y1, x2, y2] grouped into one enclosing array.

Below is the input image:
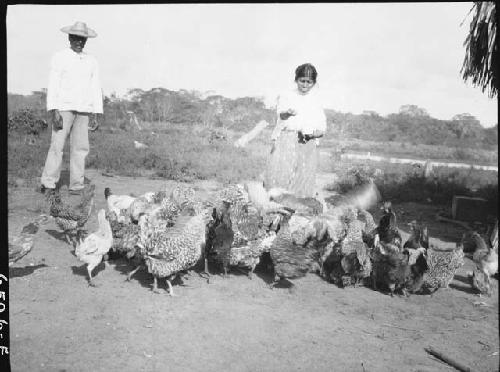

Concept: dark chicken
[[377, 201, 402, 248]]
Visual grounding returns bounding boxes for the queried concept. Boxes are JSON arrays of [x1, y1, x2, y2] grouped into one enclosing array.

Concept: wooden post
[[424, 346, 473, 372], [234, 120, 269, 148]]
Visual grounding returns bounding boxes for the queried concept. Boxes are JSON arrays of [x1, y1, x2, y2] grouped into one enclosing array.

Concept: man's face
[[69, 34, 87, 53]]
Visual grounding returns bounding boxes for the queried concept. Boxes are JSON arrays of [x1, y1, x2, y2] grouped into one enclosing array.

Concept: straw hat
[[60, 21, 97, 38]]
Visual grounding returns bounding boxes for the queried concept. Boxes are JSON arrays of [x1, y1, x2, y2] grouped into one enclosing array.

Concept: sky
[[6, 3, 498, 127]]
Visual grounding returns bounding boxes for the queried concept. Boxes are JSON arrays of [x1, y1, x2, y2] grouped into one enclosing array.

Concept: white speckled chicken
[[424, 242, 464, 293], [142, 203, 212, 295], [149, 185, 197, 226], [75, 209, 114, 286], [46, 184, 96, 246]]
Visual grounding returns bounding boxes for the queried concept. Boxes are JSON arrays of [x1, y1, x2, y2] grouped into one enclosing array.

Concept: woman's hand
[[279, 109, 297, 120]]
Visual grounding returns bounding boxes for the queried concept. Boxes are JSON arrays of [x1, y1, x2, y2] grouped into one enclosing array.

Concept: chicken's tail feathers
[[104, 187, 112, 200], [340, 181, 380, 211]]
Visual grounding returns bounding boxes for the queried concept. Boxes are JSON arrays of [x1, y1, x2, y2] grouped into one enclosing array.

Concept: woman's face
[[296, 77, 315, 94]]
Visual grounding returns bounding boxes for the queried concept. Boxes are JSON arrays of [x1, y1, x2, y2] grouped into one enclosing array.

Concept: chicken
[[75, 209, 114, 286], [325, 209, 372, 287], [104, 187, 136, 223], [403, 220, 429, 250], [357, 209, 378, 248], [107, 211, 142, 259], [469, 270, 491, 296], [208, 201, 235, 277], [243, 181, 295, 215], [228, 233, 277, 279], [269, 214, 322, 287], [141, 185, 195, 226], [371, 248, 411, 296], [470, 232, 498, 296], [489, 220, 498, 253], [424, 242, 464, 293], [9, 215, 50, 266], [338, 242, 372, 287], [142, 203, 212, 295], [270, 192, 324, 215], [127, 194, 157, 223], [205, 184, 275, 278], [377, 201, 402, 248], [405, 250, 429, 294], [46, 184, 96, 246]]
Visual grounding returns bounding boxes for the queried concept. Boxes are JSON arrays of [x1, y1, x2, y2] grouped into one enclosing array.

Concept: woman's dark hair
[[295, 63, 318, 83]]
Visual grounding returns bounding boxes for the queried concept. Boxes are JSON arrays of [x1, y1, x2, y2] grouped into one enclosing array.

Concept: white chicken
[[75, 209, 114, 286], [134, 140, 149, 149], [104, 187, 136, 223]]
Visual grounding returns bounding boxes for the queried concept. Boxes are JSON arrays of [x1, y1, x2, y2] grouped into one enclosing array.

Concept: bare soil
[[8, 170, 499, 372]]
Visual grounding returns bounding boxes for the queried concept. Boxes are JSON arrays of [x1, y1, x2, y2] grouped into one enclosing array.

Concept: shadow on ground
[[9, 264, 49, 278]]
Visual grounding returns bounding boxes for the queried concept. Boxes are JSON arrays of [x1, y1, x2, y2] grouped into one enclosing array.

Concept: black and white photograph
[[5, 2, 498, 371]]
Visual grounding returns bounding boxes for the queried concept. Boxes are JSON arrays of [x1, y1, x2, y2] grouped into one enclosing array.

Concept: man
[[40, 21, 102, 195]]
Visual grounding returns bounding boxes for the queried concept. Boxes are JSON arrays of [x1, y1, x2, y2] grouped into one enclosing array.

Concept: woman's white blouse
[[272, 87, 327, 140]]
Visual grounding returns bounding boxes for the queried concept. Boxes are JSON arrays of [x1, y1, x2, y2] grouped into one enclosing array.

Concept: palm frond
[[461, 2, 498, 98]]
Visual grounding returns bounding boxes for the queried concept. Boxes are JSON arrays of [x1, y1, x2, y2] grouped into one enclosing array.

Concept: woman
[[264, 63, 327, 198]]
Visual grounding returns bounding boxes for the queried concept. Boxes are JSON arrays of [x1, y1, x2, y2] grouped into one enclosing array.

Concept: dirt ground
[[7, 170, 499, 372]]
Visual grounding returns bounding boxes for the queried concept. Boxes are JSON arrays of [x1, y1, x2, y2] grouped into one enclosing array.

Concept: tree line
[[7, 89, 497, 151]]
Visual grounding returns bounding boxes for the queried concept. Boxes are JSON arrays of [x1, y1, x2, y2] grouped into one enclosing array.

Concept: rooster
[[46, 184, 96, 246], [75, 209, 114, 286]]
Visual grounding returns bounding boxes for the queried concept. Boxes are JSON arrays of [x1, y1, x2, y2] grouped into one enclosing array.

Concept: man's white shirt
[[46, 48, 103, 114]]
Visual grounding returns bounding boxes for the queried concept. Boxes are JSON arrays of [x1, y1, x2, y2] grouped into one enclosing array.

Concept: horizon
[[6, 3, 498, 127]]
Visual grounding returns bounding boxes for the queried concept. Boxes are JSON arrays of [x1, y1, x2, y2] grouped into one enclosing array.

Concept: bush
[[328, 158, 498, 207], [8, 108, 48, 135]]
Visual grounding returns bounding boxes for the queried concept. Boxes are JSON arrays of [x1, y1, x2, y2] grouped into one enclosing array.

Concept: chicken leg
[[126, 265, 142, 281], [166, 278, 177, 297], [87, 265, 98, 287], [64, 232, 74, 246], [199, 258, 211, 283], [152, 276, 161, 294]]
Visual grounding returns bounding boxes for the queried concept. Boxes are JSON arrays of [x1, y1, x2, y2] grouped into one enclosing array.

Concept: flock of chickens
[[9, 179, 498, 298]]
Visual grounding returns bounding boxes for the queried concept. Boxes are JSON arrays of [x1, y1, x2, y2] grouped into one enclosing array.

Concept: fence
[[328, 151, 498, 172]]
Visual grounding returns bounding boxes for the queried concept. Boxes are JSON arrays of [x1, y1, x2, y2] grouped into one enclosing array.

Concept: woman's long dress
[[264, 131, 319, 198]]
